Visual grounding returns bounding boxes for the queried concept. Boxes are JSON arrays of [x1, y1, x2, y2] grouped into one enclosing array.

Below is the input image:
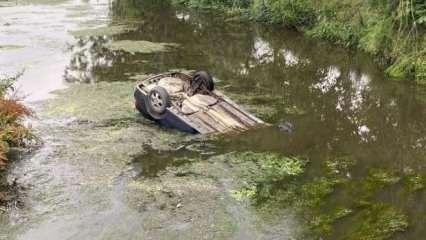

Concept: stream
[[1, 0, 425, 239]]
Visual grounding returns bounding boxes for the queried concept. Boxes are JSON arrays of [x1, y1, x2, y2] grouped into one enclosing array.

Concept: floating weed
[[228, 152, 339, 206], [43, 81, 135, 122], [324, 156, 356, 177], [345, 203, 408, 240], [309, 207, 353, 236], [247, 104, 278, 121], [367, 168, 401, 188], [295, 177, 337, 208], [69, 25, 137, 37], [283, 105, 307, 115], [260, 155, 306, 181], [226, 152, 412, 239], [230, 151, 307, 181], [228, 152, 338, 210], [104, 40, 179, 54], [0, 45, 25, 51], [229, 185, 257, 201], [227, 152, 309, 206], [402, 172, 425, 192], [128, 73, 151, 81], [347, 168, 402, 205]]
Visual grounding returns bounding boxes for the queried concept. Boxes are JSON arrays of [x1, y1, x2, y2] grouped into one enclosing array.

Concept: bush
[[306, 20, 358, 47], [174, 0, 247, 9], [0, 143, 7, 167], [414, 52, 426, 84], [0, 74, 32, 168], [359, 17, 393, 56], [386, 51, 426, 83], [251, 0, 315, 26], [0, 74, 18, 97]]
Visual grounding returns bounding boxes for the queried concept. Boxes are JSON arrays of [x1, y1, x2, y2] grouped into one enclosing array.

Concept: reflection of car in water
[[134, 71, 266, 134]]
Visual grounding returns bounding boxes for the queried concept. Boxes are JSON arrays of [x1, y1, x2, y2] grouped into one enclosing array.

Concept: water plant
[[226, 152, 413, 239], [402, 170, 425, 192], [345, 203, 408, 240]]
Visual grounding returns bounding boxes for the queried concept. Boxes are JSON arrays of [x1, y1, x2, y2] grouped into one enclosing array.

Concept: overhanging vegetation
[[173, 0, 426, 84], [0, 73, 32, 168]]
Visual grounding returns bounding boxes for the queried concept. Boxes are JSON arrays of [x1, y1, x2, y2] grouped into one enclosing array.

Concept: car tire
[[193, 71, 214, 92], [146, 86, 171, 119]]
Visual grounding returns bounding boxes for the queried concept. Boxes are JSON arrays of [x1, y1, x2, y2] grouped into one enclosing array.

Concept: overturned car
[[134, 71, 266, 134]]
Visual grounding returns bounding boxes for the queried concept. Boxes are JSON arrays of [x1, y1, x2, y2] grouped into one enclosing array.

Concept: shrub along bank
[[0, 74, 32, 204], [173, 0, 426, 84]]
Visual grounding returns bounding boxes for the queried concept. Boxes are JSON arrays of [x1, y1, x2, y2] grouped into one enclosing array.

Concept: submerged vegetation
[[173, 0, 426, 83]]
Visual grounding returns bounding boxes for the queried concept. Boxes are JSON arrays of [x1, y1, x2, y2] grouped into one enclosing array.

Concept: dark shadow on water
[[131, 140, 216, 178]]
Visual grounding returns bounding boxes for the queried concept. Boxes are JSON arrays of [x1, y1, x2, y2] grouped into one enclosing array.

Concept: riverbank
[[173, 0, 426, 84], [0, 74, 32, 205]]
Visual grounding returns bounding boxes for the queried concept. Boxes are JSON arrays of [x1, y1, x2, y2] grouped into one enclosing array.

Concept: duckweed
[[104, 40, 179, 54], [69, 25, 136, 37]]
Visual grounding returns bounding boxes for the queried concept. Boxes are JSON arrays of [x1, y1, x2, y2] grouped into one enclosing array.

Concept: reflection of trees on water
[[65, 0, 426, 169], [65, 36, 117, 83]]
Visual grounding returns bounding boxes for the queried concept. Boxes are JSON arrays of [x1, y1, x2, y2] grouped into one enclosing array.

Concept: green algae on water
[[0, 2, 15, 7], [0, 45, 25, 50], [128, 73, 150, 81], [223, 152, 409, 238], [366, 168, 401, 189], [345, 203, 408, 240], [69, 25, 136, 37], [324, 157, 356, 175], [18, 0, 67, 5], [43, 81, 136, 122], [402, 171, 425, 192], [104, 40, 179, 54], [309, 207, 353, 236], [230, 152, 307, 180]]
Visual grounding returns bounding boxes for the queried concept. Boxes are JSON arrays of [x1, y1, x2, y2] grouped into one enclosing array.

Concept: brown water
[[1, 0, 425, 239]]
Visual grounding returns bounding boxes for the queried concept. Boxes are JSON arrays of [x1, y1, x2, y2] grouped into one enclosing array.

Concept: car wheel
[[146, 86, 171, 119], [192, 71, 214, 93]]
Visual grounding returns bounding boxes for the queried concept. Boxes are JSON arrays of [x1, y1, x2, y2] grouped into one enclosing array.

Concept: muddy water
[[1, 0, 426, 239]]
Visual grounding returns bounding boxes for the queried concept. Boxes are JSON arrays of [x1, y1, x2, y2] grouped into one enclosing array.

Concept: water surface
[[1, 0, 425, 239]]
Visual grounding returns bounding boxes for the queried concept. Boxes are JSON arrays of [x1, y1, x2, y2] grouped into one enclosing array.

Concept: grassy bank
[[0, 74, 32, 204], [173, 0, 426, 84]]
